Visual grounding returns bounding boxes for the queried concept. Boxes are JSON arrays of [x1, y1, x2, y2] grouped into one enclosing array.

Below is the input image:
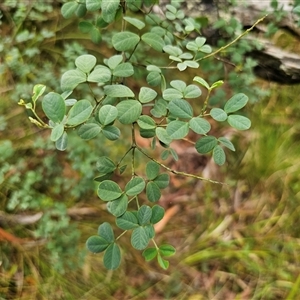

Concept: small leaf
[[98, 222, 115, 243], [163, 88, 183, 101], [147, 71, 161, 86], [137, 205, 152, 225], [151, 205, 165, 224], [125, 177, 146, 196], [104, 85, 134, 98], [50, 124, 64, 142], [96, 156, 116, 174], [61, 2, 78, 18], [153, 173, 169, 189], [146, 181, 161, 202], [55, 132, 68, 151], [195, 136, 218, 153], [183, 85, 202, 98], [117, 100, 142, 124], [112, 31, 140, 51], [211, 80, 224, 89], [75, 54, 96, 73], [98, 105, 118, 125], [101, 0, 120, 23], [116, 211, 139, 230], [86, 0, 102, 11], [157, 253, 169, 269], [86, 235, 109, 253], [227, 115, 251, 130], [189, 117, 211, 134], [113, 62, 134, 77], [155, 127, 172, 145], [131, 227, 150, 250], [98, 180, 122, 201], [102, 125, 120, 140], [193, 76, 210, 89], [218, 137, 235, 151], [146, 161, 160, 180], [210, 108, 228, 122], [88, 65, 111, 84], [61, 69, 86, 91], [142, 32, 165, 52], [103, 243, 121, 270], [137, 115, 156, 130], [139, 87, 157, 103], [224, 93, 249, 113], [159, 244, 176, 257], [123, 16, 145, 29], [66, 100, 93, 126], [78, 123, 101, 140], [105, 55, 123, 69], [168, 99, 193, 119], [107, 194, 128, 217], [42, 92, 66, 123], [143, 248, 158, 261], [32, 84, 46, 102], [166, 120, 189, 139], [213, 145, 226, 166]]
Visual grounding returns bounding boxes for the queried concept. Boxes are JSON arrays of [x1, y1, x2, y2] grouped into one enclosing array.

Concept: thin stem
[[197, 15, 268, 62], [152, 238, 159, 250], [137, 146, 225, 185], [116, 230, 128, 241]]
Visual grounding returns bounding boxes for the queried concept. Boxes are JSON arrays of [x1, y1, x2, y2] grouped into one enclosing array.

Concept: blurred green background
[[1, 1, 300, 299]]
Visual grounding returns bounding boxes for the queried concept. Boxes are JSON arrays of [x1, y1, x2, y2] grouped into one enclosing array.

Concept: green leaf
[[75, 3, 87, 17], [141, 32, 165, 52], [193, 76, 210, 89], [75, 54, 96, 73], [131, 227, 150, 250], [146, 181, 161, 202], [189, 117, 211, 134], [143, 248, 158, 261], [32, 84, 46, 102], [146, 161, 160, 180], [101, 0, 120, 23], [137, 205, 152, 225], [137, 115, 156, 130], [125, 177, 146, 196], [105, 55, 123, 69], [102, 125, 120, 140], [218, 137, 235, 151], [94, 173, 113, 182], [151, 205, 165, 224], [155, 127, 172, 145], [159, 244, 176, 257], [163, 88, 183, 101], [50, 124, 64, 142], [104, 85, 134, 98], [139, 87, 157, 103], [112, 62, 134, 77], [112, 31, 140, 51], [78, 123, 101, 140], [61, 69, 86, 91], [103, 243, 121, 270], [107, 194, 128, 217], [213, 145, 226, 166], [98, 222, 115, 243], [170, 80, 186, 92], [166, 120, 189, 139], [55, 132, 68, 151], [98, 105, 118, 125], [210, 108, 228, 122], [61, 2, 78, 18], [117, 100, 142, 124], [168, 99, 193, 119], [227, 115, 251, 130], [211, 80, 224, 89], [151, 99, 167, 118], [42, 92, 66, 123], [123, 16, 145, 29], [88, 65, 111, 84], [195, 136, 218, 154], [157, 253, 169, 269], [147, 71, 161, 86], [98, 180, 122, 201], [153, 173, 169, 189], [144, 224, 155, 239], [86, 236, 109, 253], [86, 0, 102, 11], [140, 128, 156, 138], [170, 147, 179, 161], [96, 156, 116, 174], [163, 45, 182, 56], [116, 211, 139, 230], [78, 21, 93, 33], [224, 93, 249, 113], [183, 85, 202, 98], [66, 100, 93, 126]]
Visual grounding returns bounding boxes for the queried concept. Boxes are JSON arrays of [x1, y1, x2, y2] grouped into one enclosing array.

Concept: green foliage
[[18, 0, 255, 270]]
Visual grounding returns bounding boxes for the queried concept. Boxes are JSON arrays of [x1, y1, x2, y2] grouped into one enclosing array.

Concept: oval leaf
[[112, 31, 140, 51], [166, 120, 189, 139], [116, 211, 139, 230], [75, 54, 97, 73], [107, 194, 128, 217], [168, 99, 193, 119], [210, 108, 228, 122], [98, 180, 122, 201], [224, 93, 249, 113], [77, 123, 101, 140], [195, 136, 218, 154], [131, 227, 150, 250], [42, 92, 66, 123], [66, 100, 93, 126], [61, 69, 86, 92], [227, 115, 251, 130], [125, 177, 146, 196], [103, 243, 121, 270], [104, 85, 134, 98], [189, 117, 211, 134], [116, 100, 142, 124], [137, 205, 152, 225], [146, 181, 161, 202], [141, 32, 165, 52], [98, 105, 118, 125], [213, 145, 226, 166], [86, 235, 109, 253]]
